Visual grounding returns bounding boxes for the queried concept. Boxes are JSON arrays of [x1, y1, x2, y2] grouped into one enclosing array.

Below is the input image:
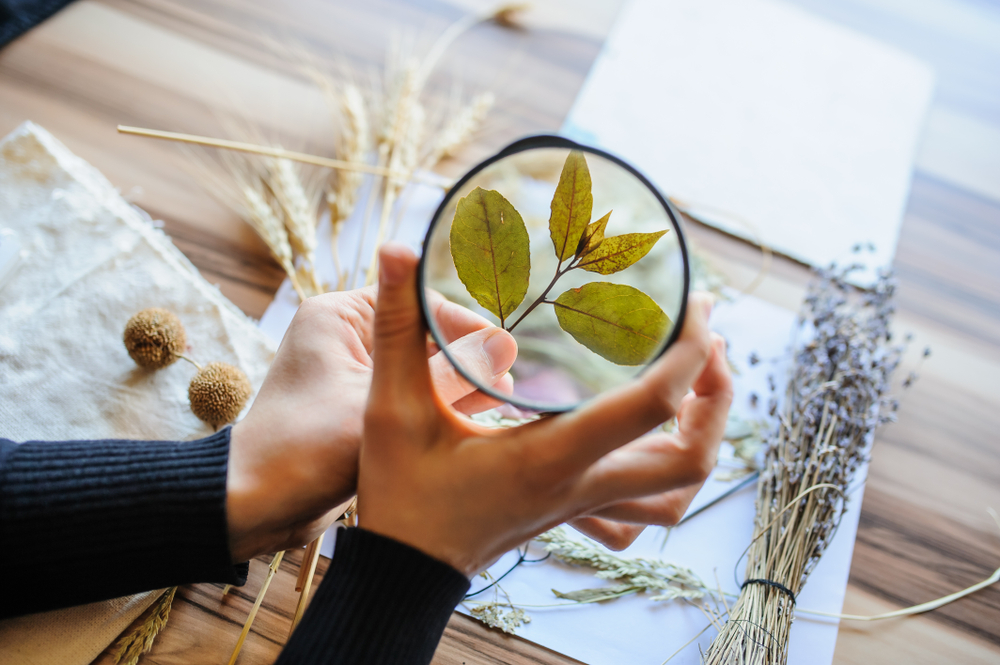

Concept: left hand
[[568, 334, 731, 550], [226, 285, 518, 561]]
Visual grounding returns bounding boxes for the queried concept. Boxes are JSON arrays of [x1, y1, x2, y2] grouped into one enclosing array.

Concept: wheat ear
[[242, 187, 306, 300], [328, 83, 370, 290], [269, 158, 321, 295], [113, 586, 177, 665]]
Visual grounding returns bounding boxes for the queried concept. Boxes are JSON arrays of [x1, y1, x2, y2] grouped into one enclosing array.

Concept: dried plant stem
[[289, 533, 325, 638], [328, 83, 370, 290], [174, 353, 202, 371], [802, 508, 1000, 622], [119, 126, 400, 179], [349, 146, 389, 289], [227, 551, 285, 665], [113, 586, 177, 665]]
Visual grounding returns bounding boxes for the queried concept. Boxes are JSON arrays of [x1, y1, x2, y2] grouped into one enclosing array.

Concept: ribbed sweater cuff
[[0, 429, 247, 618], [278, 527, 471, 665]]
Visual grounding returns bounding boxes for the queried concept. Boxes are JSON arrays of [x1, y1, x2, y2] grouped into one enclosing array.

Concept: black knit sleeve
[[277, 527, 471, 665], [0, 429, 248, 619]]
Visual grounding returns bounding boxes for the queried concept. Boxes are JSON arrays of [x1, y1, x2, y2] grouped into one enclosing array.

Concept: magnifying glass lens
[[421, 139, 688, 413]]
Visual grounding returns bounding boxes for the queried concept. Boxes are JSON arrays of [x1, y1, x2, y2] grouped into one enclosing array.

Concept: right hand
[[357, 243, 732, 576]]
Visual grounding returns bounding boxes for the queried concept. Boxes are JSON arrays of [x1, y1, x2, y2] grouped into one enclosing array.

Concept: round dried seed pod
[[188, 362, 252, 428], [123, 308, 187, 369]]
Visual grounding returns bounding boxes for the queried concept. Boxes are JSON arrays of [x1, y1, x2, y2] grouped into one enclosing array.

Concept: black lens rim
[[417, 134, 691, 413]]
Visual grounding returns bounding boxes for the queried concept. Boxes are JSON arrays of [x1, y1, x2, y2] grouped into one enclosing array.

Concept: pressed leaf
[[575, 210, 611, 259], [577, 229, 668, 275], [549, 151, 593, 262], [450, 187, 530, 326], [553, 282, 670, 365], [552, 584, 643, 603]]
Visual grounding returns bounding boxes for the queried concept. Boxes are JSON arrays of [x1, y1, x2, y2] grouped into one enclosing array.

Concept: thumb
[[371, 243, 433, 403]]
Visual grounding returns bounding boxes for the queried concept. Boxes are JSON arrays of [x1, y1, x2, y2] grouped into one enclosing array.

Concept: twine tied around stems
[[740, 578, 796, 606]]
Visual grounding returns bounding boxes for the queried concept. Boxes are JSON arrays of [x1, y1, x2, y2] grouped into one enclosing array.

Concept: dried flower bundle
[[704, 265, 903, 665]]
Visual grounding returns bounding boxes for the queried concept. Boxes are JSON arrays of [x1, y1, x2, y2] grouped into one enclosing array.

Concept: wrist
[[226, 420, 269, 561]]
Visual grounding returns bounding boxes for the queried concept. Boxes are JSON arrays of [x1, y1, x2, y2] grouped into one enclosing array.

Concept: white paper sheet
[[562, 0, 935, 279]]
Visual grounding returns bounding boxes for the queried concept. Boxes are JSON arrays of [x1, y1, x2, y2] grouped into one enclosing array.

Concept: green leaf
[[553, 282, 671, 365], [576, 230, 668, 275], [549, 151, 593, 262], [450, 187, 530, 326], [575, 210, 611, 259], [552, 585, 643, 603]]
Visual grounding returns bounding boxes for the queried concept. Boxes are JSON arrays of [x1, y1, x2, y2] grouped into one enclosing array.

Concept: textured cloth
[[0, 122, 275, 663], [0, 0, 75, 47], [278, 528, 471, 665], [0, 429, 248, 620]]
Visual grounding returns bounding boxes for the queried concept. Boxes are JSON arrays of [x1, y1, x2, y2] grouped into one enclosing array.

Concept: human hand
[[226, 285, 517, 561], [568, 330, 731, 550], [358, 243, 733, 577]]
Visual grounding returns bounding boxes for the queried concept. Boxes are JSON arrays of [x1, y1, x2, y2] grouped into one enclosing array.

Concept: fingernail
[[481, 329, 518, 376]]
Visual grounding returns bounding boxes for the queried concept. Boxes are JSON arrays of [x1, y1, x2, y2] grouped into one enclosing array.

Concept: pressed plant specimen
[[449, 150, 670, 365]]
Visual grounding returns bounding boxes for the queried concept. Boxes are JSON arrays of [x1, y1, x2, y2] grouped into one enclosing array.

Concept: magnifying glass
[[419, 135, 689, 413]]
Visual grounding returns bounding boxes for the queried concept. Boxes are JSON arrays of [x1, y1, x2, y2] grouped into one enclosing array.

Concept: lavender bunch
[[704, 265, 903, 665]]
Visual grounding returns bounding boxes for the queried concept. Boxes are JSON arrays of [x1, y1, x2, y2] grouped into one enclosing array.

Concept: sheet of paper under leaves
[[0, 121, 276, 665]]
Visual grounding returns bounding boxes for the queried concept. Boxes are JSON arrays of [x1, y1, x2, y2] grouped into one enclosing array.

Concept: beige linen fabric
[[0, 122, 277, 664]]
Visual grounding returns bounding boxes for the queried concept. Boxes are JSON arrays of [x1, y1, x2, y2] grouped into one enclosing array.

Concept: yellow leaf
[[450, 187, 531, 326]]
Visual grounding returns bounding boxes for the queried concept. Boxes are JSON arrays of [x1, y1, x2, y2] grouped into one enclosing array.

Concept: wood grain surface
[[2, 0, 998, 663]]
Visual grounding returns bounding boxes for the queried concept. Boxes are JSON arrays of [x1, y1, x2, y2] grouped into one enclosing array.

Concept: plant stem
[[506, 256, 581, 333]]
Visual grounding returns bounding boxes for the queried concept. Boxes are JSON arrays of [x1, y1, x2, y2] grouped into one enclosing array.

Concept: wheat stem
[[227, 551, 284, 665], [289, 533, 325, 638]]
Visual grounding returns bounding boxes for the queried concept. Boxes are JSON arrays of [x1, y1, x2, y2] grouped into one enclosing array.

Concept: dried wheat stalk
[[704, 265, 902, 665], [113, 587, 177, 665], [270, 157, 323, 295], [326, 83, 370, 290]]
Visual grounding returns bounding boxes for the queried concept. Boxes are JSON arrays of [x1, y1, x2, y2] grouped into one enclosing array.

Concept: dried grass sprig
[[423, 92, 494, 167], [537, 527, 712, 603], [242, 185, 307, 300], [113, 586, 177, 665], [269, 157, 323, 295], [327, 83, 370, 290], [704, 265, 903, 665]]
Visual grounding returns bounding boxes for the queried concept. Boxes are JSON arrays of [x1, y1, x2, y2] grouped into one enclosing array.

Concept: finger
[[582, 483, 703, 526], [452, 373, 514, 415], [540, 292, 716, 470], [427, 328, 517, 405], [573, 431, 714, 509], [424, 290, 496, 343], [674, 333, 732, 468], [568, 517, 645, 551], [369, 243, 435, 407]]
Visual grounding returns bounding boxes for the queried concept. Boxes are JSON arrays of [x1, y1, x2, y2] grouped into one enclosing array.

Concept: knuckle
[[676, 444, 715, 486], [661, 502, 685, 527]]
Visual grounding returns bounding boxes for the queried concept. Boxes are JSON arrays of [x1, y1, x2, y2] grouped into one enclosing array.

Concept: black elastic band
[[740, 578, 796, 605]]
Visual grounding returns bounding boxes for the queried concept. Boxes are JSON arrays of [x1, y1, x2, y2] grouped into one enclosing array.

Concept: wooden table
[[2, 1, 998, 663]]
